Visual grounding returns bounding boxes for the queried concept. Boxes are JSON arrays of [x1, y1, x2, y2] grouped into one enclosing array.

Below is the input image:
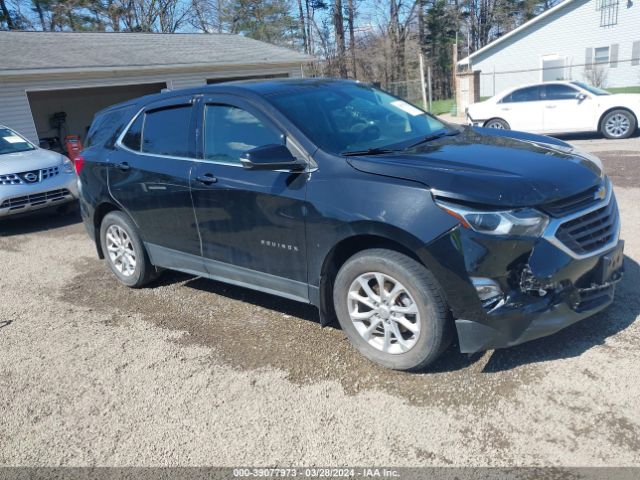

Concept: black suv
[[79, 79, 623, 370]]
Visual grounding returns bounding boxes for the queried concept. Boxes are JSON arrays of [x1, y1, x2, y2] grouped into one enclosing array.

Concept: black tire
[[99, 211, 157, 288], [484, 118, 510, 130], [600, 109, 636, 139], [333, 249, 452, 371]]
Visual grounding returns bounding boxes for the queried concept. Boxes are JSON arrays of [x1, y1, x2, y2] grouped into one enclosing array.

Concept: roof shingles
[[0, 31, 313, 73]]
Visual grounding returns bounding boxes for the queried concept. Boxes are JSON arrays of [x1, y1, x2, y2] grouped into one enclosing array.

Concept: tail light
[[74, 155, 85, 174]]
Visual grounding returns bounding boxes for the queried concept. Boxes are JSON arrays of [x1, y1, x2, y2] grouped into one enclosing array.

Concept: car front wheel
[[333, 249, 452, 371], [601, 109, 636, 139], [100, 211, 157, 288]]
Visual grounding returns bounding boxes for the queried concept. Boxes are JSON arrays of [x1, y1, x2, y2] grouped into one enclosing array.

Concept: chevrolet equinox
[[78, 79, 624, 370]]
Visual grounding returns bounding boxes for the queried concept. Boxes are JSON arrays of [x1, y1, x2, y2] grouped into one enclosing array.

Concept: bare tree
[[332, 0, 348, 77], [347, 0, 357, 78]]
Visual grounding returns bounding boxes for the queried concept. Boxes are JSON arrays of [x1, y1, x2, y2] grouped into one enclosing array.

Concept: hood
[[346, 127, 604, 207], [0, 148, 67, 175]]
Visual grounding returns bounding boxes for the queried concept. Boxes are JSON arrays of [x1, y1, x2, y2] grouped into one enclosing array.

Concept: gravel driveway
[[1, 150, 639, 467]]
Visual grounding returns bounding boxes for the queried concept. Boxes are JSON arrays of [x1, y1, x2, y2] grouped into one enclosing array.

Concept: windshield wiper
[[341, 147, 396, 157], [405, 129, 460, 150]]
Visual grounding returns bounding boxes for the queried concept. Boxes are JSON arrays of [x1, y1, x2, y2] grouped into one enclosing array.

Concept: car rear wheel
[[601, 109, 636, 139], [100, 211, 157, 288], [333, 249, 452, 371], [484, 118, 510, 130]]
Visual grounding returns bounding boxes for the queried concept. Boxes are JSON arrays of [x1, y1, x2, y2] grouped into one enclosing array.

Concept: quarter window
[[121, 113, 143, 151], [142, 105, 192, 157], [502, 86, 541, 103], [544, 84, 579, 100], [204, 104, 282, 165]]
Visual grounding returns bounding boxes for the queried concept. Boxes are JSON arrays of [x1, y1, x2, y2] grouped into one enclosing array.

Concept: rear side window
[[142, 105, 192, 157], [86, 107, 130, 148], [501, 86, 540, 103]]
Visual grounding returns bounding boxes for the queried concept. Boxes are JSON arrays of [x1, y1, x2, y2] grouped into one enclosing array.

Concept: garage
[[26, 83, 166, 151], [0, 31, 313, 149]]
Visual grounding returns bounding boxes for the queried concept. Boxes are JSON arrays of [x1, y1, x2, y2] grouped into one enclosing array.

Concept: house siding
[[466, 0, 640, 97], [0, 64, 302, 142]]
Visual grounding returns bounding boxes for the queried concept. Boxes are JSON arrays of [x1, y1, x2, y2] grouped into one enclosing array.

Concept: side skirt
[[145, 243, 311, 305]]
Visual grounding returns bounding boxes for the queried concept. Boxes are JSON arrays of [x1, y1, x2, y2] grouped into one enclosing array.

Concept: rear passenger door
[[109, 96, 203, 267], [498, 86, 544, 132]]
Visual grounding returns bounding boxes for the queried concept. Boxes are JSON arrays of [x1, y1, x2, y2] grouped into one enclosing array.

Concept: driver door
[[541, 84, 597, 133], [190, 95, 310, 302]]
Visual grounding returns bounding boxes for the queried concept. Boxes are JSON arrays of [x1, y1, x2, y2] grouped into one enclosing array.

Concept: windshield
[[571, 81, 610, 96], [266, 81, 448, 155], [0, 128, 36, 155]]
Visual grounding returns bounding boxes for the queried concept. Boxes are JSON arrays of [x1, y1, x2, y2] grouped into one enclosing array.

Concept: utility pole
[[419, 52, 428, 111]]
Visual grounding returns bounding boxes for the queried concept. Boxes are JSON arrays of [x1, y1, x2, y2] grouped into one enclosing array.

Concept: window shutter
[[585, 47, 593, 66], [610, 44, 619, 67], [632, 41, 640, 66]]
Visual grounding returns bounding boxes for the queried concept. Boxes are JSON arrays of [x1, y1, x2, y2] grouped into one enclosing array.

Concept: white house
[[458, 0, 640, 98], [0, 31, 313, 144]]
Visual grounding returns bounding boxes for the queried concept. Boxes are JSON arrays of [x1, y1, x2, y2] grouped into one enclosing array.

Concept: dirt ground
[[0, 146, 639, 467]]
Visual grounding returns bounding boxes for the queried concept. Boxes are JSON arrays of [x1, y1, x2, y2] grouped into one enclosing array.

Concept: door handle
[[545, 105, 557, 109], [500, 107, 511, 111], [114, 161, 130, 171], [195, 173, 217, 185]]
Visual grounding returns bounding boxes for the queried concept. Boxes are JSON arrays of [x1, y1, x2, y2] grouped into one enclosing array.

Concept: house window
[[594, 47, 610, 64], [598, 0, 619, 27]]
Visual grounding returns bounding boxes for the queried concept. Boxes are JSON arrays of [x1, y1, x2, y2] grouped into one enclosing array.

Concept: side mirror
[[39, 139, 51, 149], [240, 144, 306, 171], [577, 93, 587, 102]]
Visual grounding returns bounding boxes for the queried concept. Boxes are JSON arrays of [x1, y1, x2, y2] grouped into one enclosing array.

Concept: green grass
[[607, 86, 640, 94], [417, 98, 455, 115]]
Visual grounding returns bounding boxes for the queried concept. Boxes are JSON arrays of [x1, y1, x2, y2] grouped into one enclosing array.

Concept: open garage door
[[26, 82, 166, 150]]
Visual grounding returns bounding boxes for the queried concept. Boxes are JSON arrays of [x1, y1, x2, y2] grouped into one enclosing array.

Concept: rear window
[[86, 107, 131, 149], [141, 106, 192, 157]]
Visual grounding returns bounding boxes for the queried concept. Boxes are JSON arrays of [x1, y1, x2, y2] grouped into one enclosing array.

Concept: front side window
[[142, 105, 192, 157], [502, 86, 541, 103], [266, 82, 446, 155], [204, 104, 282, 164], [543, 84, 579, 100], [594, 46, 610, 64], [0, 128, 35, 155]]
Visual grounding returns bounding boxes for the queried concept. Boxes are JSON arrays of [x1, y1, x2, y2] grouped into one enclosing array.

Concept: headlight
[[435, 199, 549, 237], [62, 156, 74, 173]]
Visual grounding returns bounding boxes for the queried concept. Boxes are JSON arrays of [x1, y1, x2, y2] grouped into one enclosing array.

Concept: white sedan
[[466, 81, 640, 139]]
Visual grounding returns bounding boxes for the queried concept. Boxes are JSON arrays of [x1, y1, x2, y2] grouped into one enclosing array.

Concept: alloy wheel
[[347, 272, 421, 354], [487, 120, 506, 129], [105, 224, 137, 277], [604, 113, 630, 138]]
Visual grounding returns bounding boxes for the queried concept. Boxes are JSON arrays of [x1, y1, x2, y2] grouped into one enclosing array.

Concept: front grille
[[0, 167, 60, 186], [0, 173, 22, 185], [1, 188, 71, 210], [555, 195, 618, 255], [541, 184, 602, 217]]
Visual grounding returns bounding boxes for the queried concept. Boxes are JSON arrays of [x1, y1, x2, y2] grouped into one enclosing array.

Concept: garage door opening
[[26, 82, 166, 151]]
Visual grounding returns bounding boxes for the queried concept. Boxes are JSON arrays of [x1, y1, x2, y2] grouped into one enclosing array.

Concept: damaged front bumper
[[426, 188, 624, 354]]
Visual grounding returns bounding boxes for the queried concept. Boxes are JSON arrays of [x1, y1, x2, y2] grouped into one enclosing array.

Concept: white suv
[[0, 126, 78, 218]]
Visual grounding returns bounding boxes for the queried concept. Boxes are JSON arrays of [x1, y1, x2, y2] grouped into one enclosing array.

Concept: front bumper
[[423, 184, 624, 354], [0, 171, 78, 218]]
